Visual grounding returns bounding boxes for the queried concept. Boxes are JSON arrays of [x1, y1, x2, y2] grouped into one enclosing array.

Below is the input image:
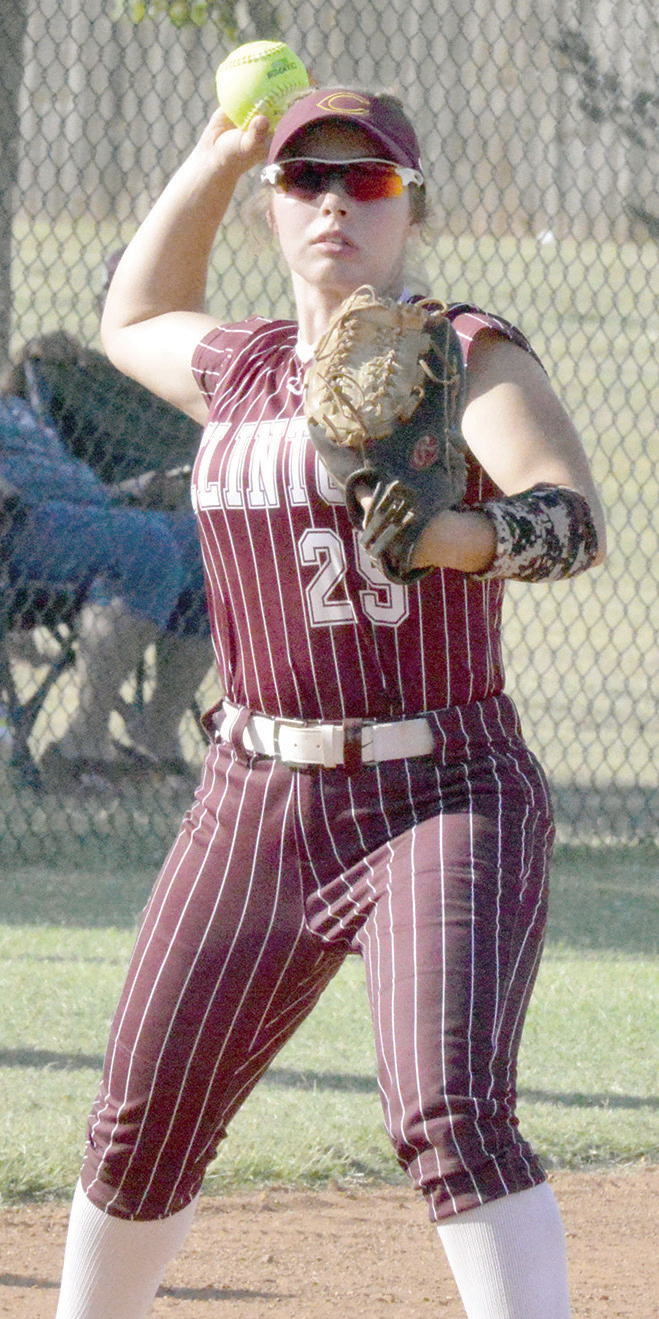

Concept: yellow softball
[[215, 40, 310, 130]]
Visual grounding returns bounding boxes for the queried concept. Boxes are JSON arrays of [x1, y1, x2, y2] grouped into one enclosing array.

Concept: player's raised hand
[[194, 107, 271, 179]]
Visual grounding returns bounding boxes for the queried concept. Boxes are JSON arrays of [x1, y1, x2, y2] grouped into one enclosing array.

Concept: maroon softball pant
[[81, 693, 554, 1223]]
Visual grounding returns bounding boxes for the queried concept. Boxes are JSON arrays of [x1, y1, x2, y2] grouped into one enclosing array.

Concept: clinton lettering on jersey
[[192, 417, 344, 514]]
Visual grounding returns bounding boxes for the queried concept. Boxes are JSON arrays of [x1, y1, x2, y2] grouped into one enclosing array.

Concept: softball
[[215, 40, 310, 130]]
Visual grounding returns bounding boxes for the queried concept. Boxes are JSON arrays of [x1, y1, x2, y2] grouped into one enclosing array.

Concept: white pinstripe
[[138, 758, 294, 1216], [102, 750, 253, 1213], [407, 829, 435, 1168], [459, 710, 508, 1199], [484, 701, 553, 1178], [85, 752, 229, 1210], [437, 813, 464, 1214]]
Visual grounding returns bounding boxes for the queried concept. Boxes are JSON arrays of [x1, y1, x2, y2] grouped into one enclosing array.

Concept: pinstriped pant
[[80, 693, 553, 1223]]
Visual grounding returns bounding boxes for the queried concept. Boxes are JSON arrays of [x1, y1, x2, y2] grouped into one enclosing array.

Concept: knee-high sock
[[437, 1182, 570, 1319], [56, 1180, 198, 1319]]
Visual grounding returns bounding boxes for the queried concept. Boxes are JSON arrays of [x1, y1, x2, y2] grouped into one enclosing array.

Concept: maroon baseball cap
[[267, 88, 423, 175]]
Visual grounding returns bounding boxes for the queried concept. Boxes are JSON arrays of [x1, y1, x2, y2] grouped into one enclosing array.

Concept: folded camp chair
[[0, 478, 96, 789]]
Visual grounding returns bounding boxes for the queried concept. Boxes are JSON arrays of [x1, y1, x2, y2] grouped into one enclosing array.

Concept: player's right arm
[[101, 110, 270, 425]]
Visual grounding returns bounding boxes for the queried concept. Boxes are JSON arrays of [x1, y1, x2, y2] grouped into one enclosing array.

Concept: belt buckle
[[273, 718, 359, 771], [272, 717, 297, 768], [272, 716, 324, 770]]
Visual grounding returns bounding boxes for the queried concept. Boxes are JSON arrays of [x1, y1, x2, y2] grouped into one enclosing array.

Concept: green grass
[[516, 951, 658, 1172], [0, 845, 656, 1205]]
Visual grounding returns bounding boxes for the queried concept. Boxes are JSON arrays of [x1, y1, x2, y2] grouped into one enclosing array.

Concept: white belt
[[216, 702, 434, 770]]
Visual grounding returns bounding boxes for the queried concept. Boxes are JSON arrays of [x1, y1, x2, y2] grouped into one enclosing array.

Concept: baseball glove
[[303, 286, 467, 584]]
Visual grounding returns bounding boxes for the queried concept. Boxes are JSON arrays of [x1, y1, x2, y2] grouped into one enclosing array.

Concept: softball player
[[55, 88, 606, 1319]]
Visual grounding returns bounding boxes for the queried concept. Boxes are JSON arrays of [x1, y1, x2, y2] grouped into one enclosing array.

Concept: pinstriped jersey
[[191, 305, 536, 721]]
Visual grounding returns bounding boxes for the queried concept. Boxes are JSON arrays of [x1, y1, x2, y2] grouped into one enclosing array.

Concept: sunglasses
[[260, 157, 424, 202]]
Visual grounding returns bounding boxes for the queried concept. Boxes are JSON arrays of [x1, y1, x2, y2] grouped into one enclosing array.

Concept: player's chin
[[325, 258, 405, 301], [313, 262, 386, 302]]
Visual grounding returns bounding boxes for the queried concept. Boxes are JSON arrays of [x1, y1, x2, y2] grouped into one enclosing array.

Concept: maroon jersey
[[191, 306, 536, 721]]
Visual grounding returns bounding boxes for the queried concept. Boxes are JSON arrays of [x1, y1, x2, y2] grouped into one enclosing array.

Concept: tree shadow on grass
[[0, 1050, 656, 1117]]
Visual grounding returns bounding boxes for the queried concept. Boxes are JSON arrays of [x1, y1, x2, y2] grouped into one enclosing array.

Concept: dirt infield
[[1, 1166, 656, 1317]]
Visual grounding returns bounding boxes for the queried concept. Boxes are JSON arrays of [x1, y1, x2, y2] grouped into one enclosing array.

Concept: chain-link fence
[[1, 0, 657, 865]]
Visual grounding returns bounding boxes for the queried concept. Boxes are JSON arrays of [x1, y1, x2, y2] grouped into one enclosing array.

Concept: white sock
[[56, 1180, 198, 1318], [437, 1182, 570, 1319]]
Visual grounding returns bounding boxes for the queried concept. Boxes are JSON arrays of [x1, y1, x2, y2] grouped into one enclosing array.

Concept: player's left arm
[[413, 331, 607, 572]]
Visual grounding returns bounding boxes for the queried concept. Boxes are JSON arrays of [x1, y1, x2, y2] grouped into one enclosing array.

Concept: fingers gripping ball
[[215, 41, 310, 130], [304, 287, 468, 585]]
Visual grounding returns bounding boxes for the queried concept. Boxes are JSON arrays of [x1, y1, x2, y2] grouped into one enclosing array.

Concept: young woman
[[55, 87, 606, 1318]]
